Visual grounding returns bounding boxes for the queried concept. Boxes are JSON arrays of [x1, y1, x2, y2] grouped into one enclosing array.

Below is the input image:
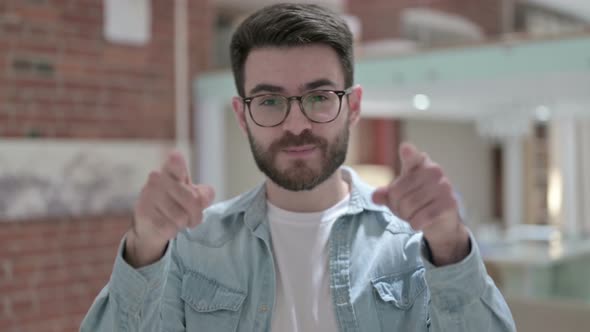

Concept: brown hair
[[230, 3, 354, 97]]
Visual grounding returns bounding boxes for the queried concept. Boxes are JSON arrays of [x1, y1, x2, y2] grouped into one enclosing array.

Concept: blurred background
[[0, 0, 589, 331]]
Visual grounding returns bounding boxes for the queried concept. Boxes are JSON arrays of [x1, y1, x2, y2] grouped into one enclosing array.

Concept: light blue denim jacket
[[81, 167, 515, 332]]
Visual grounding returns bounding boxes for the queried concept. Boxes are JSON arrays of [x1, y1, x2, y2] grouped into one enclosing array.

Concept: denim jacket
[[81, 167, 516, 332]]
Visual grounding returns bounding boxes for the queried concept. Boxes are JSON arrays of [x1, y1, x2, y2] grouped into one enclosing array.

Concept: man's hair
[[230, 3, 354, 97]]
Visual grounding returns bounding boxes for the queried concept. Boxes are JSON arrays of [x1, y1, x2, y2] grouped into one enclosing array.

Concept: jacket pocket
[[371, 267, 430, 331], [181, 271, 246, 332]]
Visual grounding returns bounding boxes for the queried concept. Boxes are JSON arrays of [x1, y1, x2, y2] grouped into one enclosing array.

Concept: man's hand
[[125, 151, 215, 268], [372, 142, 470, 266]]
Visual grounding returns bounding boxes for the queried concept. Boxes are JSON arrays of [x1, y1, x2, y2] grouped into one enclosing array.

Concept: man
[[82, 3, 515, 331]]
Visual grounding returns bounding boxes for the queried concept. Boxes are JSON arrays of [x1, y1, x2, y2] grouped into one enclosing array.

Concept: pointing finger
[[399, 142, 426, 175], [162, 151, 190, 183]]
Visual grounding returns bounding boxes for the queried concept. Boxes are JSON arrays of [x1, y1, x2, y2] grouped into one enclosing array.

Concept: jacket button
[[259, 304, 269, 313]]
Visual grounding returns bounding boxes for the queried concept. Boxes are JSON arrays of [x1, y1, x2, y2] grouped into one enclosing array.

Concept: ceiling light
[[413, 94, 430, 111], [535, 105, 551, 122]]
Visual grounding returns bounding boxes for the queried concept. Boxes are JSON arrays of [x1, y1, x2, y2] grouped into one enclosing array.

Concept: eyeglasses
[[242, 88, 353, 127]]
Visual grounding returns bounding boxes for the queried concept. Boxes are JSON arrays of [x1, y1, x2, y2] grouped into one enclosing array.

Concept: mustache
[[270, 130, 327, 151]]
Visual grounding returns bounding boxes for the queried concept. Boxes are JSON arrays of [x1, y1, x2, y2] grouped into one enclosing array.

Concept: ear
[[347, 84, 363, 128], [231, 96, 248, 135]]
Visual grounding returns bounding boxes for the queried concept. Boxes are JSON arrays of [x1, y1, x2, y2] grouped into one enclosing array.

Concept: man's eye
[[308, 94, 328, 102], [259, 98, 282, 106]]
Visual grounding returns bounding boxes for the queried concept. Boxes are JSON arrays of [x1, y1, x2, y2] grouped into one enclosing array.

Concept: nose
[[281, 99, 312, 135]]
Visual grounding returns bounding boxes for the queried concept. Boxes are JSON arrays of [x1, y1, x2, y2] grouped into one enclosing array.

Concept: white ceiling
[[362, 70, 590, 121], [360, 70, 590, 139]]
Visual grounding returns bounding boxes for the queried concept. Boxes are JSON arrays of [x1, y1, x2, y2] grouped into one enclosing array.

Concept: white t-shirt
[[267, 195, 350, 332]]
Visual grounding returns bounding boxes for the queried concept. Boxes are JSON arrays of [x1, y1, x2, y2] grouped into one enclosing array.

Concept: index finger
[[399, 142, 426, 175], [162, 151, 190, 183]]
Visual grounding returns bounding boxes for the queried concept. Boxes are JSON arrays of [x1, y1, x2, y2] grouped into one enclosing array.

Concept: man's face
[[232, 45, 361, 191]]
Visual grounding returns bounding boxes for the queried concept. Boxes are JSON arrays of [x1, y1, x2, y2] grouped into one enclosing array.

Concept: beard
[[246, 123, 349, 192]]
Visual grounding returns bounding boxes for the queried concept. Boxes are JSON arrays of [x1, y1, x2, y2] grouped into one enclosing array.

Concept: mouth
[[281, 145, 317, 157]]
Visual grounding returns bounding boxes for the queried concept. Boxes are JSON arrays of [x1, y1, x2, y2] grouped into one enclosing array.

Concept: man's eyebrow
[[249, 84, 285, 96], [248, 78, 338, 96], [301, 79, 337, 91]]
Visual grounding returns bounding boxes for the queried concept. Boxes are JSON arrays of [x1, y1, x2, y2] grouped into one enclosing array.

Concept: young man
[[82, 3, 515, 332]]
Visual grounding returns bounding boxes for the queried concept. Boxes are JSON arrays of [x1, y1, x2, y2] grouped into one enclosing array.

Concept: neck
[[265, 168, 350, 213]]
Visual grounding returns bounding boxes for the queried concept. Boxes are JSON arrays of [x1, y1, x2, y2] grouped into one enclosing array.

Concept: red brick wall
[[347, 0, 503, 41], [0, 0, 212, 139], [0, 0, 212, 331], [0, 216, 130, 332]]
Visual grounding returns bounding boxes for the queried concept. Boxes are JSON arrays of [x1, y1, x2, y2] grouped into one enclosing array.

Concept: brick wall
[[0, 0, 212, 331], [0, 216, 129, 332], [0, 0, 212, 139]]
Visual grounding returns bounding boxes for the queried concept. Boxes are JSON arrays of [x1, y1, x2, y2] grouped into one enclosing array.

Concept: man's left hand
[[372, 142, 470, 266]]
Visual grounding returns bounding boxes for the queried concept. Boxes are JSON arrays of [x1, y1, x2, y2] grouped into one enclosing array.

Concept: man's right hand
[[124, 151, 215, 268]]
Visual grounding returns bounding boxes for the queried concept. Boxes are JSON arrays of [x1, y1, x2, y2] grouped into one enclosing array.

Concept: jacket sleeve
[[422, 233, 517, 332], [80, 236, 187, 332]]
